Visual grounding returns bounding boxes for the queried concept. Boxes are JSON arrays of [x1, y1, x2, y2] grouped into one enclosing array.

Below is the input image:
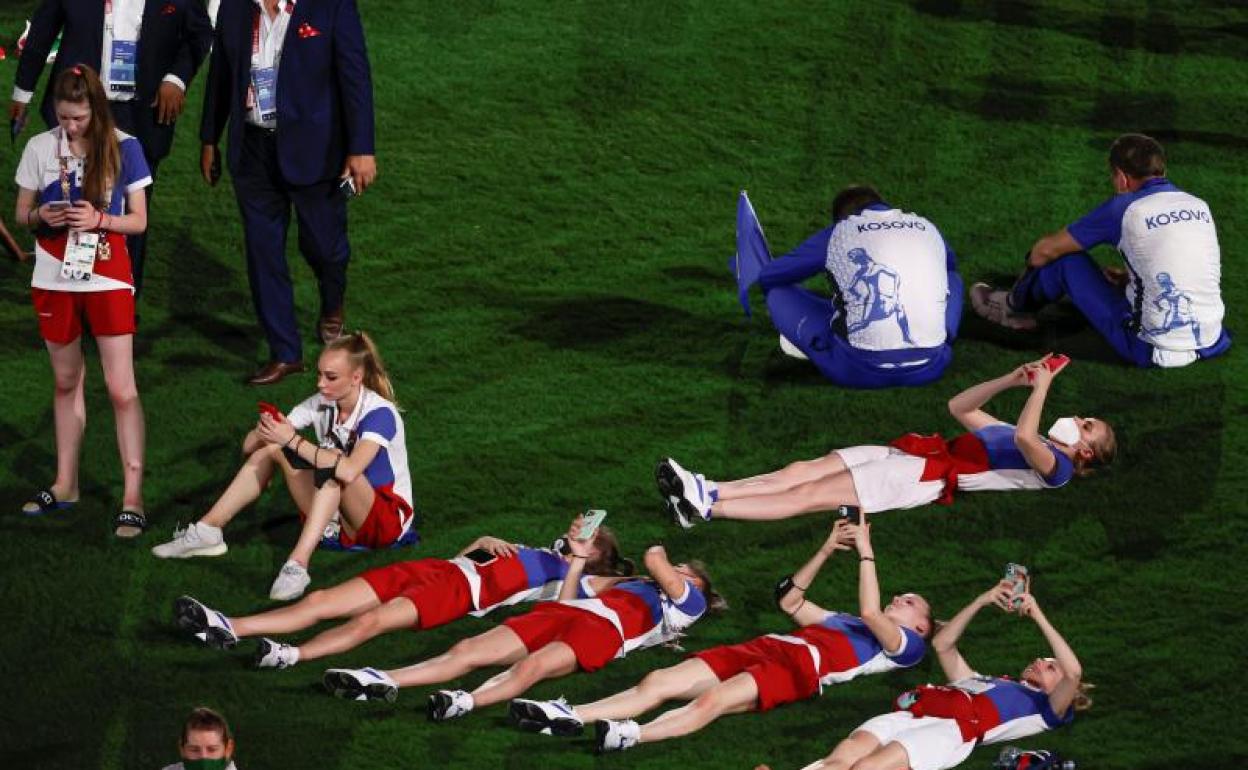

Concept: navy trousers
[[233, 125, 350, 363], [108, 100, 159, 298], [1008, 252, 1230, 367], [764, 270, 962, 389]]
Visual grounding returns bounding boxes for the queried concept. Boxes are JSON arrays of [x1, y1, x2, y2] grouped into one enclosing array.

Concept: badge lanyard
[[103, 0, 139, 96], [246, 0, 294, 117], [58, 150, 111, 280]]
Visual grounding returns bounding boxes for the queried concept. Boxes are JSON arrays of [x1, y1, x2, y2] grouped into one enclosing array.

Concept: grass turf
[[1, 1, 1246, 767]]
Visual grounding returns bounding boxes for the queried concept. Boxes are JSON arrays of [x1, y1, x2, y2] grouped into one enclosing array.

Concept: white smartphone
[[577, 509, 608, 541]]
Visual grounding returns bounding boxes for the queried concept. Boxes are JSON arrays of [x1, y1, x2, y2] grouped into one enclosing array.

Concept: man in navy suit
[[200, 0, 376, 385], [10, 0, 214, 296]]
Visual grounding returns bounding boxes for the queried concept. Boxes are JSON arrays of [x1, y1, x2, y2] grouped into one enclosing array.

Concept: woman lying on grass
[[659, 355, 1115, 528], [323, 542, 721, 726], [173, 513, 631, 669]]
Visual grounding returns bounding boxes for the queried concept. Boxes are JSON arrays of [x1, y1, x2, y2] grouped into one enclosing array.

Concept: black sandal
[[114, 510, 149, 538], [22, 488, 77, 516]]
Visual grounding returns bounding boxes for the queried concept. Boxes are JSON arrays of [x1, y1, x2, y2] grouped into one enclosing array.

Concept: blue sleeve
[[887, 628, 928, 667], [120, 138, 153, 190], [758, 226, 833, 290], [671, 580, 707, 617], [1038, 697, 1075, 728], [944, 240, 958, 272], [1067, 195, 1129, 250], [1043, 447, 1075, 487], [357, 407, 398, 443]]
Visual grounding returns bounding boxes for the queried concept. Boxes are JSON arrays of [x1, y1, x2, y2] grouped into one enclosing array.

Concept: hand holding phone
[[258, 401, 284, 422], [338, 176, 357, 198], [1004, 563, 1029, 610], [577, 509, 607, 541], [1026, 353, 1070, 382], [837, 505, 863, 525]]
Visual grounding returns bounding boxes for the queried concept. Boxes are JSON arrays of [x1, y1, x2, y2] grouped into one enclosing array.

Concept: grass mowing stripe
[[96, 546, 152, 770]]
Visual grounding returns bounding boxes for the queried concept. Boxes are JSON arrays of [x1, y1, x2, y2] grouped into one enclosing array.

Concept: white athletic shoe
[[254, 637, 300, 669], [510, 697, 584, 736], [656, 458, 711, 529], [428, 689, 474, 722], [779, 334, 809, 360], [595, 718, 641, 753], [269, 560, 311, 601], [323, 667, 399, 702], [970, 282, 1038, 331], [151, 522, 227, 559], [172, 595, 239, 649]]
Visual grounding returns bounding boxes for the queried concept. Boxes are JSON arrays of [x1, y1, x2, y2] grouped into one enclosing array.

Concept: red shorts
[[358, 559, 472, 629], [503, 602, 622, 672], [32, 288, 135, 344], [692, 635, 819, 712], [340, 484, 413, 549]]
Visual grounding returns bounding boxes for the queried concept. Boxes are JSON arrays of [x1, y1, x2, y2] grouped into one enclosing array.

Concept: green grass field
[[2, 1, 1246, 767]]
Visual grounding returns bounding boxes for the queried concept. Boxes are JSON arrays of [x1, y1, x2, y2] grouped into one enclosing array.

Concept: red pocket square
[[161, 3, 177, 15], [297, 22, 322, 38]]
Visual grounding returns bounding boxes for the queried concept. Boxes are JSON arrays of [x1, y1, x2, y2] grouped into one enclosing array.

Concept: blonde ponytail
[[326, 331, 396, 403]]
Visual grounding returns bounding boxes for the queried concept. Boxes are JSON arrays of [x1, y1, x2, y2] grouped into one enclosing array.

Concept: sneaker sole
[[155, 543, 229, 559], [655, 460, 697, 529], [427, 692, 450, 722], [509, 701, 584, 736], [970, 284, 1038, 331], [172, 596, 208, 636], [594, 720, 612, 754], [323, 671, 397, 703]]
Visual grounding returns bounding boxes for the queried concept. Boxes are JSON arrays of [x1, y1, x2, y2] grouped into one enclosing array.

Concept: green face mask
[[183, 759, 229, 770]]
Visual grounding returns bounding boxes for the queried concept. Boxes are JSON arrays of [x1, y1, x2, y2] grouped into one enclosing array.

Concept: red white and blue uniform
[[836, 424, 1073, 513], [286, 386, 413, 548], [1009, 177, 1230, 367], [857, 675, 1074, 770], [694, 611, 926, 711], [504, 578, 707, 672], [753, 202, 963, 389], [359, 546, 590, 630]]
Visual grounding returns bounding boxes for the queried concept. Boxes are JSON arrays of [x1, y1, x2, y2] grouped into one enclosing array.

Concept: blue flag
[[734, 190, 772, 317]]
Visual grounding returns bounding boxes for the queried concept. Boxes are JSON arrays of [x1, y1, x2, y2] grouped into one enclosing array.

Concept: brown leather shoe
[[247, 360, 306, 386], [318, 307, 345, 344]]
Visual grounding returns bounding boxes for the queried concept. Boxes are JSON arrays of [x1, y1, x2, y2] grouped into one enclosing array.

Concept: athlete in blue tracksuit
[[738, 185, 962, 389]]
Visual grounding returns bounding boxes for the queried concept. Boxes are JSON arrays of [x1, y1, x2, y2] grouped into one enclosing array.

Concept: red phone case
[[1027, 354, 1070, 381], [258, 402, 284, 422]]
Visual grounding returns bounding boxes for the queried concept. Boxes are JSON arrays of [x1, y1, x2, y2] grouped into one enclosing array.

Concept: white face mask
[[1047, 417, 1081, 446]]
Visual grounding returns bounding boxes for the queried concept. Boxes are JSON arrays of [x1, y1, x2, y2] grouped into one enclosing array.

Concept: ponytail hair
[[686, 559, 728, 613], [1073, 681, 1095, 712], [325, 331, 396, 403], [585, 526, 635, 577], [53, 65, 119, 209]]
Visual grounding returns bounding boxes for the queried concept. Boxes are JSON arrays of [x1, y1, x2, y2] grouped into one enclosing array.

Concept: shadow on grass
[[910, 0, 1248, 61]]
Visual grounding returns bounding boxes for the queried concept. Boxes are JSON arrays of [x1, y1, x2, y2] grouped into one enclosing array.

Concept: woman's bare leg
[[230, 577, 380, 638], [713, 471, 861, 521], [716, 453, 847, 500], [97, 334, 144, 515], [468, 642, 579, 708], [636, 672, 759, 744], [575, 659, 720, 721], [200, 444, 314, 528], [44, 339, 86, 504], [286, 472, 375, 567], [295, 597, 418, 661], [798, 730, 885, 770], [384, 625, 528, 688]]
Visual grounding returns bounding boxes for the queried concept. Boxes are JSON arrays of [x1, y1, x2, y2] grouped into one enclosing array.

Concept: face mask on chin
[[183, 759, 230, 770], [1046, 416, 1081, 446]]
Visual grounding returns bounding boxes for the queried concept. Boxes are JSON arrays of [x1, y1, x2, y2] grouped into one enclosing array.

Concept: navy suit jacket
[[200, 0, 375, 186], [14, 0, 214, 161]]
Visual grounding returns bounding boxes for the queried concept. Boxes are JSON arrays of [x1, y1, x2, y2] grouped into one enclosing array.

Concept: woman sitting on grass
[[658, 355, 1115, 528], [152, 332, 414, 601], [172, 513, 631, 669], [773, 576, 1090, 770], [323, 542, 720, 726]]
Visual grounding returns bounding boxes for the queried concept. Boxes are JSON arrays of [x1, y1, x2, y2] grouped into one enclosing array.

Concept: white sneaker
[[779, 334, 809, 360], [655, 458, 711, 529], [254, 637, 300, 669], [172, 595, 239, 649], [323, 667, 399, 702], [510, 697, 584, 736], [427, 689, 474, 722], [151, 522, 227, 559], [269, 560, 311, 601], [595, 718, 641, 753], [970, 282, 1038, 331]]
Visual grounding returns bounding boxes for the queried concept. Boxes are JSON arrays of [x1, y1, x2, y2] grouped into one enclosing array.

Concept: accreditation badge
[[61, 231, 100, 281], [251, 66, 278, 122], [109, 40, 138, 95]]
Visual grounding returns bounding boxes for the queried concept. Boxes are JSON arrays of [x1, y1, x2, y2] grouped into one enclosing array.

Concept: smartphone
[[1027, 354, 1070, 381], [46, 200, 72, 210], [1004, 563, 1029, 608], [837, 505, 863, 525], [463, 548, 497, 566], [258, 401, 284, 422], [338, 176, 357, 198], [577, 509, 608, 541]]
